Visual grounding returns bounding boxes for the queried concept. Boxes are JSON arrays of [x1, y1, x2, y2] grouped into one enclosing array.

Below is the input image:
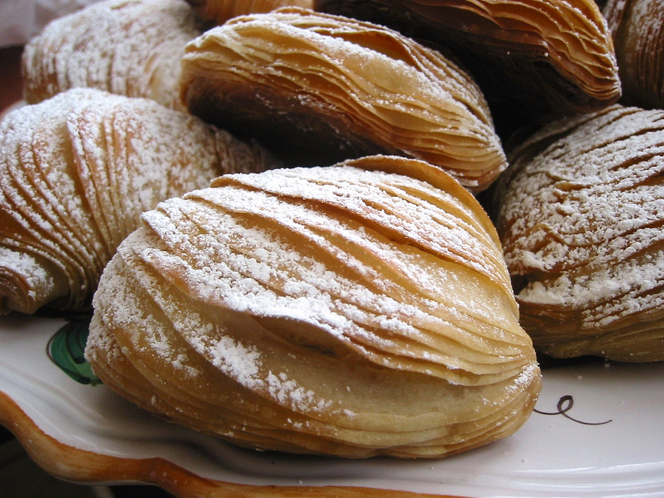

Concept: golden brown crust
[[180, 8, 507, 191], [494, 104, 664, 362], [0, 88, 276, 315], [603, 0, 664, 109], [316, 0, 621, 132], [22, 0, 203, 111], [86, 155, 540, 458]]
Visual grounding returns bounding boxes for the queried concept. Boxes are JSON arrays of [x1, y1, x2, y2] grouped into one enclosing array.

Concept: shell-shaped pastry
[[494, 105, 664, 362], [180, 7, 507, 192], [185, 0, 314, 26], [315, 0, 621, 130], [603, 0, 664, 110], [0, 88, 276, 316], [85, 155, 541, 458], [22, 0, 204, 111]]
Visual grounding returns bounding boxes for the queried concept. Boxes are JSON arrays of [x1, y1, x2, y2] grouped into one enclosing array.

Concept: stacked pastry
[[602, 0, 664, 110], [12, 0, 663, 462], [489, 0, 664, 363], [85, 155, 541, 458], [0, 88, 275, 315], [21, 0, 204, 111], [315, 0, 621, 134], [179, 7, 507, 192], [493, 105, 664, 363]]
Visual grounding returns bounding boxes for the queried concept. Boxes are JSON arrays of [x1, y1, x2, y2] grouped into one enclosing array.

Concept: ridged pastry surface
[[494, 105, 664, 362], [603, 0, 664, 110], [180, 7, 506, 192], [86, 155, 541, 458], [22, 0, 203, 111], [316, 0, 621, 130], [0, 88, 275, 315]]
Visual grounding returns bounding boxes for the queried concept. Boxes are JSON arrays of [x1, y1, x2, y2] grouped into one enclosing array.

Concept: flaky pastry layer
[[0, 88, 276, 315], [495, 105, 664, 362], [316, 0, 621, 121], [180, 7, 507, 191], [86, 155, 540, 458], [22, 0, 203, 111]]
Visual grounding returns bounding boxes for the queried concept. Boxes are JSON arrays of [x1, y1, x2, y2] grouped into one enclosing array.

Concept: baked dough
[[494, 104, 664, 362], [22, 0, 203, 111], [185, 0, 313, 26], [86, 154, 541, 458], [315, 0, 621, 133], [180, 7, 507, 192], [603, 0, 664, 110], [0, 88, 276, 316]]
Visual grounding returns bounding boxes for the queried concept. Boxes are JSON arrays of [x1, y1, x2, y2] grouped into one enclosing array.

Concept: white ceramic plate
[[1, 313, 663, 498]]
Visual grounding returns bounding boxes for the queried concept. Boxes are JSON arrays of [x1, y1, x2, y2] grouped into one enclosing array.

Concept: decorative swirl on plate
[[534, 395, 612, 426]]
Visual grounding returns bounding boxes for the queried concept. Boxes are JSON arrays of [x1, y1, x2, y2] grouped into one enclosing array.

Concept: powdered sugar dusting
[[86, 160, 540, 456], [181, 7, 506, 190], [0, 86, 254, 314], [130, 162, 530, 385], [216, 165, 508, 288], [212, 335, 262, 387], [497, 104, 664, 329], [23, 0, 203, 110]]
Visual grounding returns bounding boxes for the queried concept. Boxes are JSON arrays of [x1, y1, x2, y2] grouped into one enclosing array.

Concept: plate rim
[[0, 387, 463, 498]]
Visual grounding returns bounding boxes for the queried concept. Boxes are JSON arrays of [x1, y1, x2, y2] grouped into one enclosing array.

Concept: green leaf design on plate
[[47, 320, 102, 386]]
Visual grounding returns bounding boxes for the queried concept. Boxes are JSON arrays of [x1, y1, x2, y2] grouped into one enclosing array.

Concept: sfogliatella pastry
[[603, 0, 664, 110], [0, 88, 276, 316], [315, 0, 621, 132], [185, 0, 313, 26], [180, 7, 507, 192], [86, 155, 541, 458], [22, 0, 204, 111], [494, 104, 664, 363]]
